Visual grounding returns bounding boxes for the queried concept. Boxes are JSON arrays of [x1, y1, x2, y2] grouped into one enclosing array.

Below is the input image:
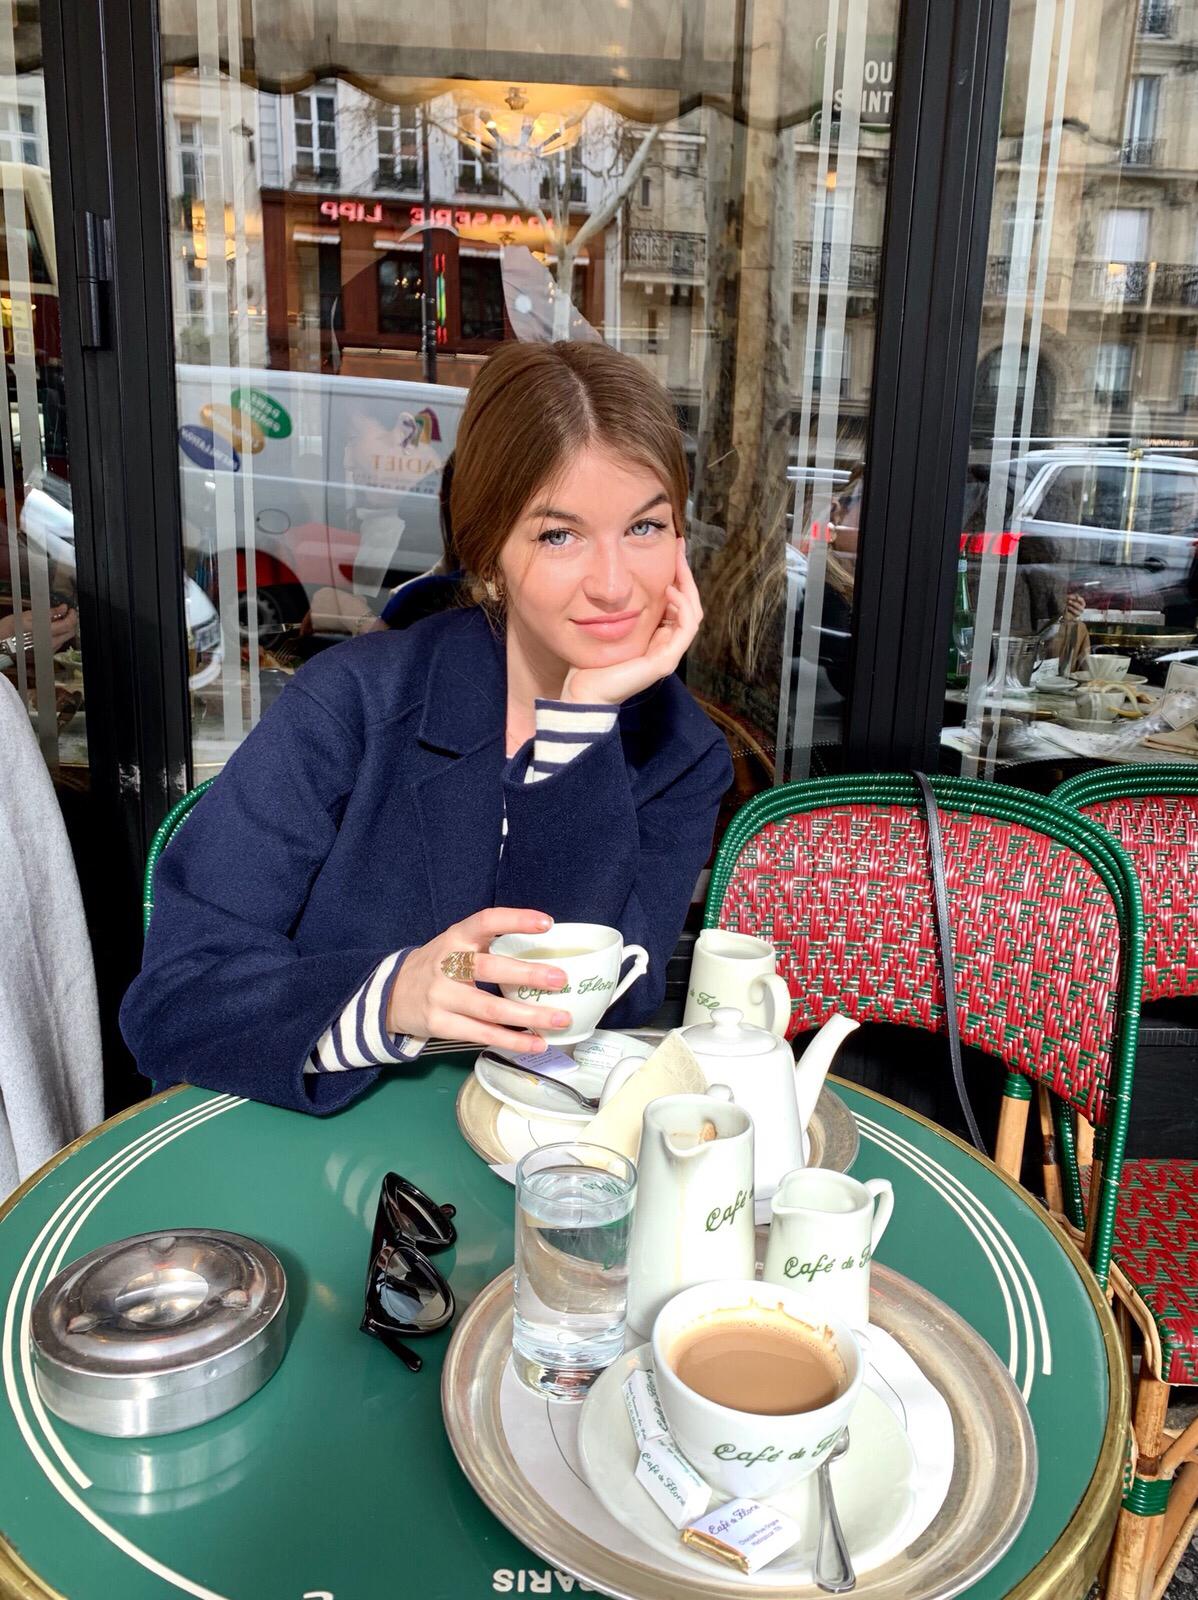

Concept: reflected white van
[[175, 366, 467, 632]]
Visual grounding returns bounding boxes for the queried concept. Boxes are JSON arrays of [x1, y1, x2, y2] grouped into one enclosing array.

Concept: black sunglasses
[[360, 1172, 457, 1373]]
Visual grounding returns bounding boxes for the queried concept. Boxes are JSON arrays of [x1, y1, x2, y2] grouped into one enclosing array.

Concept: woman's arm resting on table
[[120, 679, 413, 1114]]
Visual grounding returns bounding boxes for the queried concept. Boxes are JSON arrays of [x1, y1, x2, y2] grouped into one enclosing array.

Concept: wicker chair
[[142, 778, 215, 933], [1053, 765, 1198, 1600]]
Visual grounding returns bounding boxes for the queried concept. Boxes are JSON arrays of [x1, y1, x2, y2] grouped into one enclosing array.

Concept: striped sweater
[[305, 699, 616, 1073]]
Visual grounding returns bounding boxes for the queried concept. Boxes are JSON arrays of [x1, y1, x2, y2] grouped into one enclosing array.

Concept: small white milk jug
[[624, 1088, 756, 1339]]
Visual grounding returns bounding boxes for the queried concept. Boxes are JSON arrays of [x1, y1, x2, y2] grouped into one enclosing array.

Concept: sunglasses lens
[[378, 1172, 458, 1252], [365, 1241, 454, 1334]]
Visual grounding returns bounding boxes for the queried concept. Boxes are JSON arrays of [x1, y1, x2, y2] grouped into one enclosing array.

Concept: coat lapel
[[411, 610, 509, 929]]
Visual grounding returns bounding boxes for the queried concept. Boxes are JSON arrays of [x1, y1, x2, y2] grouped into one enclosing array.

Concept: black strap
[[912, 772, 986, 1153]]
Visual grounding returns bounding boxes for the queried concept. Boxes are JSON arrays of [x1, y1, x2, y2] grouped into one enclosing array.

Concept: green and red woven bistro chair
[[142, 778, 215, 933], [704, 772, 1141, 1285], [1053, 765, 1198, 1600]]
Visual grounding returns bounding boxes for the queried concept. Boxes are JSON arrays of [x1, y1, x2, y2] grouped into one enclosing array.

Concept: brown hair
[[449, 341, 688, 603]]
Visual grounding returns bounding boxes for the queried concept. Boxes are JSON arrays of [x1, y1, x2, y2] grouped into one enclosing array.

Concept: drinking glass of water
[[513, 1142, 637, 1400]]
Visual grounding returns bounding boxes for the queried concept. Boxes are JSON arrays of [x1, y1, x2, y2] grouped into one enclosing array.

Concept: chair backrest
[[704, 773, 1143, 1287], [142, 779, 215, 934], [1052, 764, 1198, 1006]]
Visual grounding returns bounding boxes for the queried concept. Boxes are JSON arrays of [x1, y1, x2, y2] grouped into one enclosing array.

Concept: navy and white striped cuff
[[305, 949, 427, 1073], [524, 699, 617, 784]]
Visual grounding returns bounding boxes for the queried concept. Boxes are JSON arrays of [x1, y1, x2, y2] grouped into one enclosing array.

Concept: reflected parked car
[[20, 470, 224, 691], [974, 449, 1198, 631]]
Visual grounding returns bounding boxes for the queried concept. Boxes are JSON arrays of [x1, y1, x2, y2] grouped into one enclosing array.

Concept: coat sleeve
[[119, 678, 404, 1114], [495, 713, 732, 1026]]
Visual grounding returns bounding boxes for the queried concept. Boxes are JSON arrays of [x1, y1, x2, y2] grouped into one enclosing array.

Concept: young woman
[[120, 341, 733, 1114]]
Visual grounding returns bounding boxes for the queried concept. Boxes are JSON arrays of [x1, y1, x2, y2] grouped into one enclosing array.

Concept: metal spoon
[[814, 1428, 855, 1592], [477, 1052, 601, 1112]]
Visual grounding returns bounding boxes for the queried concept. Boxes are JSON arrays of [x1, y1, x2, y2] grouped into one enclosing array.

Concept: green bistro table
[[0, 1065, 1127, 1600]]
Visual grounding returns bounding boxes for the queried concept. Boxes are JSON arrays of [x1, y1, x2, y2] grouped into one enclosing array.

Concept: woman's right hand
[[386, 906, 571, 1053], [1, 605, 78, 654]]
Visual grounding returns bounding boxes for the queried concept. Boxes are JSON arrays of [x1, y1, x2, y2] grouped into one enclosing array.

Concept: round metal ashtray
[[30, 1230, 287, 1438]]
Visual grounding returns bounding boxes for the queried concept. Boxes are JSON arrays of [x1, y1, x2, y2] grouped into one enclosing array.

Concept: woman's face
[[498, 443, 679, 672]]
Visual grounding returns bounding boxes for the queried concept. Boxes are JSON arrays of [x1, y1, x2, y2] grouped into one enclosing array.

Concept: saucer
[[1071, 671, 1147, 687], [473, 1053, 608, 1123], [1031, 676, 1077, 694], [577, 1345, 917, 1587]]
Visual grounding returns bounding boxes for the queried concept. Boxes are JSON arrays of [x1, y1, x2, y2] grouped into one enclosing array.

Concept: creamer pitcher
[[624, 1089, 755, 1338]]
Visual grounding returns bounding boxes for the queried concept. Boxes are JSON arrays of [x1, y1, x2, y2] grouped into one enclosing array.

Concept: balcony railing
[[1119, 136, 1163, 167], [1138, 0, 1175, 35], [623, 228, 705, 279], [1083, 260, 1198, 308], [793, 241, 882, 291], [457, 167, 501, 195], [292, 161, 340, 187], [374, 164, 420, 192]]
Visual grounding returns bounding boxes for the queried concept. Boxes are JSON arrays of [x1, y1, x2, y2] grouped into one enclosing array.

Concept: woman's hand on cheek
[[561, 540, 702, 707], [385, 906, 574, 1052]]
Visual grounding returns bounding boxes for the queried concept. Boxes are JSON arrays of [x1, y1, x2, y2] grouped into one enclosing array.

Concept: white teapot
[[676, 1008, 859, 1198]]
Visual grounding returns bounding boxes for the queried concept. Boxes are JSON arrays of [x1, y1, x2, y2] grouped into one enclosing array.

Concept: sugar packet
[[681, 1498, 804, 1574]]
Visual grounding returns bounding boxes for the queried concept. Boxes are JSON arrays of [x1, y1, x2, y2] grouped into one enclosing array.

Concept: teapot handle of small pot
[[610, 945, 649, 1008], [752, 973, 793, 1038]]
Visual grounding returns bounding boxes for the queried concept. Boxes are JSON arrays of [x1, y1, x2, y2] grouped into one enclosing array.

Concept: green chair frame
[[142, 778, 215, 934], [703, 772, 1144, 1290], [1052, 763, 1198, 1600]]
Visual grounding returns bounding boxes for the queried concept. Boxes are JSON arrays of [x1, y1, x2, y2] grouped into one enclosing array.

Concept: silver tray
[[456, 1075, 860, 1176], [442, 1266, 1035, 1600]]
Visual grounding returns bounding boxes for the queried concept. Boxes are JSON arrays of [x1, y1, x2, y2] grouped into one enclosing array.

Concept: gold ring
[[440, 949, 476, 984]]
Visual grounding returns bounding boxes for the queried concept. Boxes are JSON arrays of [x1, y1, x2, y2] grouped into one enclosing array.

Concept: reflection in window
[[457, 140, 499, 195], [296, 241, 341, 333], [459, 255, 504, 341], [1093, 343, 1133, 407], [377, 104, 421, 190], [378, 250, 423, 336], [1123, 74, 1161, 165], [295, 88, 338, 181]]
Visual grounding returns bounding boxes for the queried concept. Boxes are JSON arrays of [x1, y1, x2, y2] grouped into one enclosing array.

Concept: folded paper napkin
[[580, 1030, 706, 1162]]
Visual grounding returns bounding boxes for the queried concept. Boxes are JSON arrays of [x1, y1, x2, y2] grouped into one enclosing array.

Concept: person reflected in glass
[[121, 342, 733, 1113]]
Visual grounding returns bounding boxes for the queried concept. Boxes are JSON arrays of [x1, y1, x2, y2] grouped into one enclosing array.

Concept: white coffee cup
[[762, 1169, 894, 1328], [489, 922, 649, 1046], [683, 929, 792, 1037], [1086, 654, 1131, 681], [651, 1278, 862, 1499]]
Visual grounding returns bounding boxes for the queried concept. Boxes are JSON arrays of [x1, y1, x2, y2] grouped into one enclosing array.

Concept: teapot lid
[[681, 1006, 779, 1056]]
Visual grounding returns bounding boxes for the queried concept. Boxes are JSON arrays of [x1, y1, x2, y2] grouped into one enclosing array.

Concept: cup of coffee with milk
[[489, 922, 649, 1046], [651, 1278, 862, 1499]]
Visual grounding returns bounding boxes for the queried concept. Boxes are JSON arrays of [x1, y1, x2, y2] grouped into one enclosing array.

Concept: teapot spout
[[793, 1013, 860, 1131]]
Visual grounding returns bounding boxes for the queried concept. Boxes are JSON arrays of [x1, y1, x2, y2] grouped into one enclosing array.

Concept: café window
[[177, 118, 203, 200], [294, 88, 338, 181], [539, 151, 585, 205], [1181, 348, 1198, 410], [1123, 74, 1161, 165], [459, 254, 505, 341], [1093, 342, 1133, 407], [0, 103, 39, 166], [1099, 208, 1150, 265], [457, 140, 499, 196], [376, 104, 421, 190], [296, 240, 341, 333], [378, 249, 423, 336]]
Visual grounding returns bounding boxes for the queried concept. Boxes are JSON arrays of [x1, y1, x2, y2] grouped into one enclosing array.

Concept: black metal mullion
[[42, 0, 190, 1106], [844, 0, 1011, 770]]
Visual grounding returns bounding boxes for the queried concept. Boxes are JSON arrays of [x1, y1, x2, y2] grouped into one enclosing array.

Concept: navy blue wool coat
[[120, 606, 733, 1115]]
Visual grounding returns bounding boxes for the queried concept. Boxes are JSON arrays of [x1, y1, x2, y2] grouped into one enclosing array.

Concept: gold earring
[[484, 577, 503, 604]]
